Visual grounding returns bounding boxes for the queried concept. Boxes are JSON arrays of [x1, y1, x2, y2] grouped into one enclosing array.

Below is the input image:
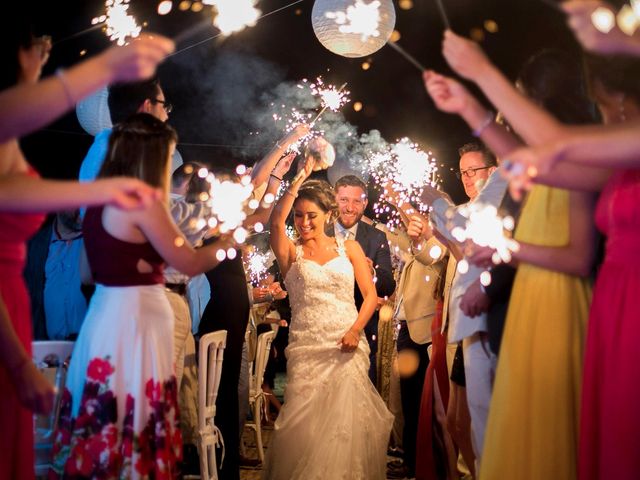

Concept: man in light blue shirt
[[78, 76, 177, 183]]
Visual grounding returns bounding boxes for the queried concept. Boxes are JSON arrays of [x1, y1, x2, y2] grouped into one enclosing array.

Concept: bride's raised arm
[[269, 156, 313, 277]]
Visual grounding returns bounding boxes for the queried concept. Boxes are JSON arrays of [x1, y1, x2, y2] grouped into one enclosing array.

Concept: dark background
[[22, 0, 580, 205]]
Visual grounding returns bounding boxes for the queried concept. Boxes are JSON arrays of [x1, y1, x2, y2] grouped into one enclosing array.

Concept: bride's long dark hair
[[295, 179, 339, 223]]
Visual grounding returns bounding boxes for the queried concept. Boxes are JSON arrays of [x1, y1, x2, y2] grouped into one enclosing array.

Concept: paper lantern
[[311, 0, 396, 58], [76, 87, 112, 136]]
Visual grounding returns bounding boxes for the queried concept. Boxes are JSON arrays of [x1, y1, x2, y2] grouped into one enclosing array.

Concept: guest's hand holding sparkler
[[459, 278, 490, 318], [501, 145, 558, 200], [442, 30, 492, 83], [466, 243, 498, 269], [101, 33, 175, 83], [562, 0, 640, 56], [420, 184, 452, 207]]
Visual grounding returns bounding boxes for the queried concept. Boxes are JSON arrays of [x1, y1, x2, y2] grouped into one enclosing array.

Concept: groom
[[332, 175, 396, 384]]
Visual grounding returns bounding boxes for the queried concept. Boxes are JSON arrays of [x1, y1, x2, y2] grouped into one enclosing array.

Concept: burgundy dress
[[0, 168, 45, 480], [579, 170, 640, 479], [50, 206, 181, 479]]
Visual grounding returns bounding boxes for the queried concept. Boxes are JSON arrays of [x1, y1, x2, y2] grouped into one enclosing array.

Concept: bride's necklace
[[305, 242, 334, 257]]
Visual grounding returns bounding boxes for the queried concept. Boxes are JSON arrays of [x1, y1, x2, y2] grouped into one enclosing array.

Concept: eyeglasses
[[456, 166, 491, 179], [151, 98, 173, 114]]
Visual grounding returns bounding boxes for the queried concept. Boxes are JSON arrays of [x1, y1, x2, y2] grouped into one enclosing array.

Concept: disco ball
[[76, 87, 112, 136], [311, 0, 396, 58]]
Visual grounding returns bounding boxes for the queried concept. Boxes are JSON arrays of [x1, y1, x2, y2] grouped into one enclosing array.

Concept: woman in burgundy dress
[[49, 114, 234, 478]]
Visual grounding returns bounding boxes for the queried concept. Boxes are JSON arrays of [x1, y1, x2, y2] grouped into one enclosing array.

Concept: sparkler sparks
[[451, 203, 519, 265], [325, 0, 383, 41], [369, 138, 439, 230], [92, 0, 141, 46], [202, 0, 262, 36], [268, 77, 350, 153], [244, 249, 271, 285]]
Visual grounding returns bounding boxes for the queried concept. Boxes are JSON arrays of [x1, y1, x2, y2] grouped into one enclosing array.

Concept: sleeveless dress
[[262, 238, 393, 480], [579, 170, 640, 480], [480, 185, 592, 479], [0, 167, 45, 480], [50, 206, 182, 479]]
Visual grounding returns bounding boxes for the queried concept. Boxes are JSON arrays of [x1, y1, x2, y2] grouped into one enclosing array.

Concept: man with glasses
[[78, 76, 177, 183], [420, 142, 506, 472], [456, 142, 498, 200]]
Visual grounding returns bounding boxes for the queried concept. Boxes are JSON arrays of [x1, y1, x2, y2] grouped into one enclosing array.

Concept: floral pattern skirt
[[49, 284, 182, 479]]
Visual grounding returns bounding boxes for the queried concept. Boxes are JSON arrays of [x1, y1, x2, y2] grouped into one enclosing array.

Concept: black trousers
[[396, 320, 431, 476]]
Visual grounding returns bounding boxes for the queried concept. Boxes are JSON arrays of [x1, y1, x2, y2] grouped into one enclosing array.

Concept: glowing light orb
[[397, 349, 420, 377], [158, 1, 173, 15], [312, 0, 396, 58], [378, 303, 394, 322], [480, 271, 492, 287], [591, 6, 615, 33]]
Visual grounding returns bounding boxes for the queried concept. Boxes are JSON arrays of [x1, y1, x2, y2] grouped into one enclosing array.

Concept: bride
[[264, 160, 393, 480]]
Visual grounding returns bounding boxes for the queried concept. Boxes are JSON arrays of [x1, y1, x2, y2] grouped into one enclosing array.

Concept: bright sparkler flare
[[325, 0, 383, 41], [205, 0, 261, 36], [245, 250, 271, 285], [369, 138, 438, 230], [93, 0, 141, 46], [311, 78, 351, 112], [451, 203, 520, 264]]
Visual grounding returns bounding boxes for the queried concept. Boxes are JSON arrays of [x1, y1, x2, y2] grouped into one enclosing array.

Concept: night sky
[[22, 0, 580, 205]]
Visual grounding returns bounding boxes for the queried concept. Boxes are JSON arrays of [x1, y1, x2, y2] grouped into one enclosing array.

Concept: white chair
[[197, 330, 227, 480], [32, 340, 75, 477], [244, 329, 276, 464]]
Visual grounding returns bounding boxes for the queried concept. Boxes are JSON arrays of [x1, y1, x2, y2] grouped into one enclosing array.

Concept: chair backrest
[[32, 340, 75, 475], [198, 330, 227, 430], [250, 330, 276, 394]]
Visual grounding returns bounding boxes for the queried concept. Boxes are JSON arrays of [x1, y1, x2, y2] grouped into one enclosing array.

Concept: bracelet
[[55, 68, 75, 108], [270, 173, 283, 182], [472, 110, 494, 137], [284, 189, 297, 198], [346, 330, 360, 341]]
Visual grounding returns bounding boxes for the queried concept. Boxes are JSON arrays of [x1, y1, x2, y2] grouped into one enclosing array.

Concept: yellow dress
[[479, 185, 591, 479]]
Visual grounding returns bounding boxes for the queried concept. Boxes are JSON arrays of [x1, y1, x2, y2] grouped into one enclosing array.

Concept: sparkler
[[386, 41, 426, 73], [310, 81, 350, 126], [434, 0, 451, 30], [92, 0, 141, 46], [369, 138, 439, 230], [244, 249, 271, 285], [325, 0, 384, 41], [450, 203, 519, 265]]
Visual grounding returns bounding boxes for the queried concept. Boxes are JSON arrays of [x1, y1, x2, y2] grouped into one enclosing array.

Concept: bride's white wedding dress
[[263, 238, 393, 480]]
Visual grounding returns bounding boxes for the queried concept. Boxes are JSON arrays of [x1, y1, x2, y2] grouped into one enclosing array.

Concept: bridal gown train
[[263, 238, 393, 480]]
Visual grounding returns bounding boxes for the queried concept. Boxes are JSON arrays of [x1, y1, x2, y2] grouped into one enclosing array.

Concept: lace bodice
[[284, 237, 359, 346]]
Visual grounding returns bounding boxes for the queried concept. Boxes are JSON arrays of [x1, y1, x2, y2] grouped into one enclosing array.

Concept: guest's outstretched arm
[[245, 153, 295, 229], [0, 34, 174, 143], [423, 70, 521, 158], [250, 125, 309, 189]]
